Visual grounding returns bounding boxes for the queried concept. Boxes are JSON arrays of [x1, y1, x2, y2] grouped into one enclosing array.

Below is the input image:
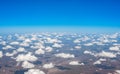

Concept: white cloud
[[24, 39, 31, 43], [3, 45, 14, 50], [96, 51, 116, 58], [16, 52, 38, 62], [93, 60, 101, 65], [22, 61, 35, 69], [43, 63, 54, 69], [17, 47, 25, 52], [95, 42, 104, 45], [18, 36, 25, 40], [93, 58, 106, 65], [110, 33, 118, 38], [24, 69, 45, 74], [109, 46, 120, 51], [0, 41, 6, 45], [0, 51, 3, 58], [45, 46, 53, 52], [115, 70, 120, 74], [20, 42, 29, 47], [82, 36, 90, 41], [55, 53, 75, 58], [74, 46, 81, 49], [35, 49, 45, 55], [10, 41, 19, 45], [5, 50, 17, 57], [73, 39, 80, 43], [69, 61, 79, 65], [83, 50, 95, 56], [52, 43, 62, 48], [84, 43, 93, 46], [46, 38, 61, 43]]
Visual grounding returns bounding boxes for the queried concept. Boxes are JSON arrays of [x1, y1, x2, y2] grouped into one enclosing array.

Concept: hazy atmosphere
[[0, 0, 120, 74]]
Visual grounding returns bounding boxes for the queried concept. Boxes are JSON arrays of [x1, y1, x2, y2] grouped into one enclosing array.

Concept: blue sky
[[0, 0, 120, 33]]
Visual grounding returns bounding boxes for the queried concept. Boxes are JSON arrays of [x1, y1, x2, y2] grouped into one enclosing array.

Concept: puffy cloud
[[52, 43, 62, 48], [93, 42, 104, 45], [55, 53, 75, 58], [109, 46, 120, 51], [31, 43, 45, 49], [43, 63, 54, 69], [24, 39, 31, 43], [35, 49, 45, 55], [0, 51, 3, 58], [83, 50, 95, 56], [5, 50, 17, 57], [96, 51, 116, 58], [93, 60, 101, 65], [46, 38, 61, 43], [73, 39, 80, 43], [10, 41, 19, 45], [45, 46, 53, 52], [24, 69, 45, 74], [22, 61, 35, 69], [82, 36, 90, 41], [115, 70, 120, 74], [93, 58, 106, 65], [18, 36, 25, 40], [20, 42, 29, 47], [0, 41, 6, 45], [110, 33, 118, 38], [74, 46, 81, 49], [69, 61, 84, 65], [16, 52, 38, 62], [17, 47, 25, 52], [3, 45, 14, 50], [84, 43, 93, 46]]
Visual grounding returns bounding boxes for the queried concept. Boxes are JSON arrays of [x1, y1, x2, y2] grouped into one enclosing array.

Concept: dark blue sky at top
[[0, 0, 120, 32]]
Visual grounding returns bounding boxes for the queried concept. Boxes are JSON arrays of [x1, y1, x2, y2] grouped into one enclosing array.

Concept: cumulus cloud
[[46, 38, 61, 43], [24, 39, 31, 43], [84, 43, 93, 46], [74, 46, 81, 49], [55, 53, 75, 58], [73, 39, 81, 43], [110, 33, 118, 38], [52, 43, 63, 48], [3, 45, 14, 50], [16, 52, 38, 62], [5, 50, 17, 57], [93, 42, 104, 45], [0, 51, 3, 58], [0, 41, 6, 45], [115, 70, 120, 74], [69, 61, 84, 65], [24, 69, 45, 74], [45, 46, 53, 52], [22, 61, 35, 69], [18, 36, 26, 40], [82, 36, 90, 41], [93, 60, 101, 65], [109, 46, 120, 51], [35, 49, 45, 55], [83, 50, 95, 56], [17, 47, 25, 52], [93, 58, 106, 65], [10, 41, 19, 45], [96, 51, 116, 58], [20, 42, 29, 47], [43, 63, 54, 69]]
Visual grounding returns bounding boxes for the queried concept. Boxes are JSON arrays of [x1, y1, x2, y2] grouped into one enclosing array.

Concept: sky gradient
[[0, 0, 120, 33]]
